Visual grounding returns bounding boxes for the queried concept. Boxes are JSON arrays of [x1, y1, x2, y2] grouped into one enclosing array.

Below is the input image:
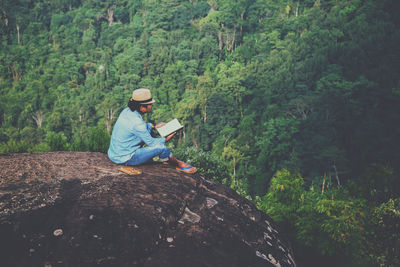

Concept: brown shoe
[[118, 166, 142, 175]]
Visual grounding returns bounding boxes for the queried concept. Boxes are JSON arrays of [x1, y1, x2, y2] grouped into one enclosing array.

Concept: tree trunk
[[332, 163, 341, 187], [106, 109, 114, 134], [232, 27, 236, 53], [218, 30, 223, 50], [203, 104, 207, 123], [108, 9, 114, 26], [4, 11, 8, 26], [233, 158, 236, 177], [192, 135, 199, 149], [240, 12, 244, 39], [11, 64, 21, 82], [224, 136, 230, 147], [32, 110, 44, 128], [17, 24, 20, 45]]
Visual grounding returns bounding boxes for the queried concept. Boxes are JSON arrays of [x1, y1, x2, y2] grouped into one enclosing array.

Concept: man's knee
[[148, 143, 166, 149], [147, 144, 170, 157]]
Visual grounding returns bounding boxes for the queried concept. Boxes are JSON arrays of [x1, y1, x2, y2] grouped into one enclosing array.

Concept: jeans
[[124, 145, 171, 166]]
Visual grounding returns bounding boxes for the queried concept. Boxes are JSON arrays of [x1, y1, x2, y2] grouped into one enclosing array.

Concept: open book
[[156, 118, 183, 137]]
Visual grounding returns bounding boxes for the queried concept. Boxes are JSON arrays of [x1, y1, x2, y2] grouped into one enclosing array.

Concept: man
[[108, 88, 197, 174]]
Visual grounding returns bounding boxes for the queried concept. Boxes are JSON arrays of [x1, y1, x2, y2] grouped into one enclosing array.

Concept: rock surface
[[0, 152, 296, 267]]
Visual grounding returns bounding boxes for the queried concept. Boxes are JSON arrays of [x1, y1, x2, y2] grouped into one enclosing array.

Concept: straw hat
[[131, 88, 155, 104]]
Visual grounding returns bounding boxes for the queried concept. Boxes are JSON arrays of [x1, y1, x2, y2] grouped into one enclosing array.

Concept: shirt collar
[[133, 110, 143, 120]]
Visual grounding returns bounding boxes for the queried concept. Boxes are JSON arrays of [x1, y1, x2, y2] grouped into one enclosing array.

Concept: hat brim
[[141, 99, 156, 104]]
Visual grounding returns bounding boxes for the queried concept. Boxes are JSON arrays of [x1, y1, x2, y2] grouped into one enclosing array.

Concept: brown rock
[[0, 152, 296, 267]]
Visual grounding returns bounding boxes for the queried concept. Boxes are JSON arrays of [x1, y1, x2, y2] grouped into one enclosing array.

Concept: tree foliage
[[1, 0, 399, 265]]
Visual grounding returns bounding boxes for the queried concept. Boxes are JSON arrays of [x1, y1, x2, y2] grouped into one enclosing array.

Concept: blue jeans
[[124, 145, 172, 166]]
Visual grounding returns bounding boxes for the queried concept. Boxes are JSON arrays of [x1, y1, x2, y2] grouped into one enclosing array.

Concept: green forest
[[1, 0, 399, 265]]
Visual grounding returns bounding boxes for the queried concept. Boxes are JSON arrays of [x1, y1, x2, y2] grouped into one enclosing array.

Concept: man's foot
[[176, 161, 197, 174], [166, 156, 198, 174]]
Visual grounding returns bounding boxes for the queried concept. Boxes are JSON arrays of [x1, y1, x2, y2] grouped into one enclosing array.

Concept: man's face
[[140, 104, 153, 114]]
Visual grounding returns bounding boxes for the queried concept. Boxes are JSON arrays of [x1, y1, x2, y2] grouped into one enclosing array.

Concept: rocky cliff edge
[[0, 152, 296, 267]]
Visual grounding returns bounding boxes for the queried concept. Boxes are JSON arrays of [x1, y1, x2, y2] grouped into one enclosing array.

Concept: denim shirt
[[108, 108, 166, 164]]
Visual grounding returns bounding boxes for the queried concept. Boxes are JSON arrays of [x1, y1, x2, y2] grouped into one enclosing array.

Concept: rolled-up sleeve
[[146, 122, 153, 132], [135, 122, 165, 147]]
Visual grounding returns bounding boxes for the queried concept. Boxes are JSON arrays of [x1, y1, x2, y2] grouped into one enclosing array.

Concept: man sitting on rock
[[108, 88, 197, 174]]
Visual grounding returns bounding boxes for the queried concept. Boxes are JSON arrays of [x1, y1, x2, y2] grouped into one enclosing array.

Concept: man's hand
[[155, 122, 166, 129], [165, 131, 176, 142], [154, 122, 175, 142]]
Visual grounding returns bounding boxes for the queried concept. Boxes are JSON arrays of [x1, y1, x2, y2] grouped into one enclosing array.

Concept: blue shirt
[[108, 108, 166, 164]]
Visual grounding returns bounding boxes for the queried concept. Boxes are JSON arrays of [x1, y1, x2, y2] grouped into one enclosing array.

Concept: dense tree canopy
[[1, 0, 399, 266]]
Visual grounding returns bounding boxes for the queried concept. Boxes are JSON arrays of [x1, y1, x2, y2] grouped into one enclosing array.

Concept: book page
[[156, 119, 183, 137]]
